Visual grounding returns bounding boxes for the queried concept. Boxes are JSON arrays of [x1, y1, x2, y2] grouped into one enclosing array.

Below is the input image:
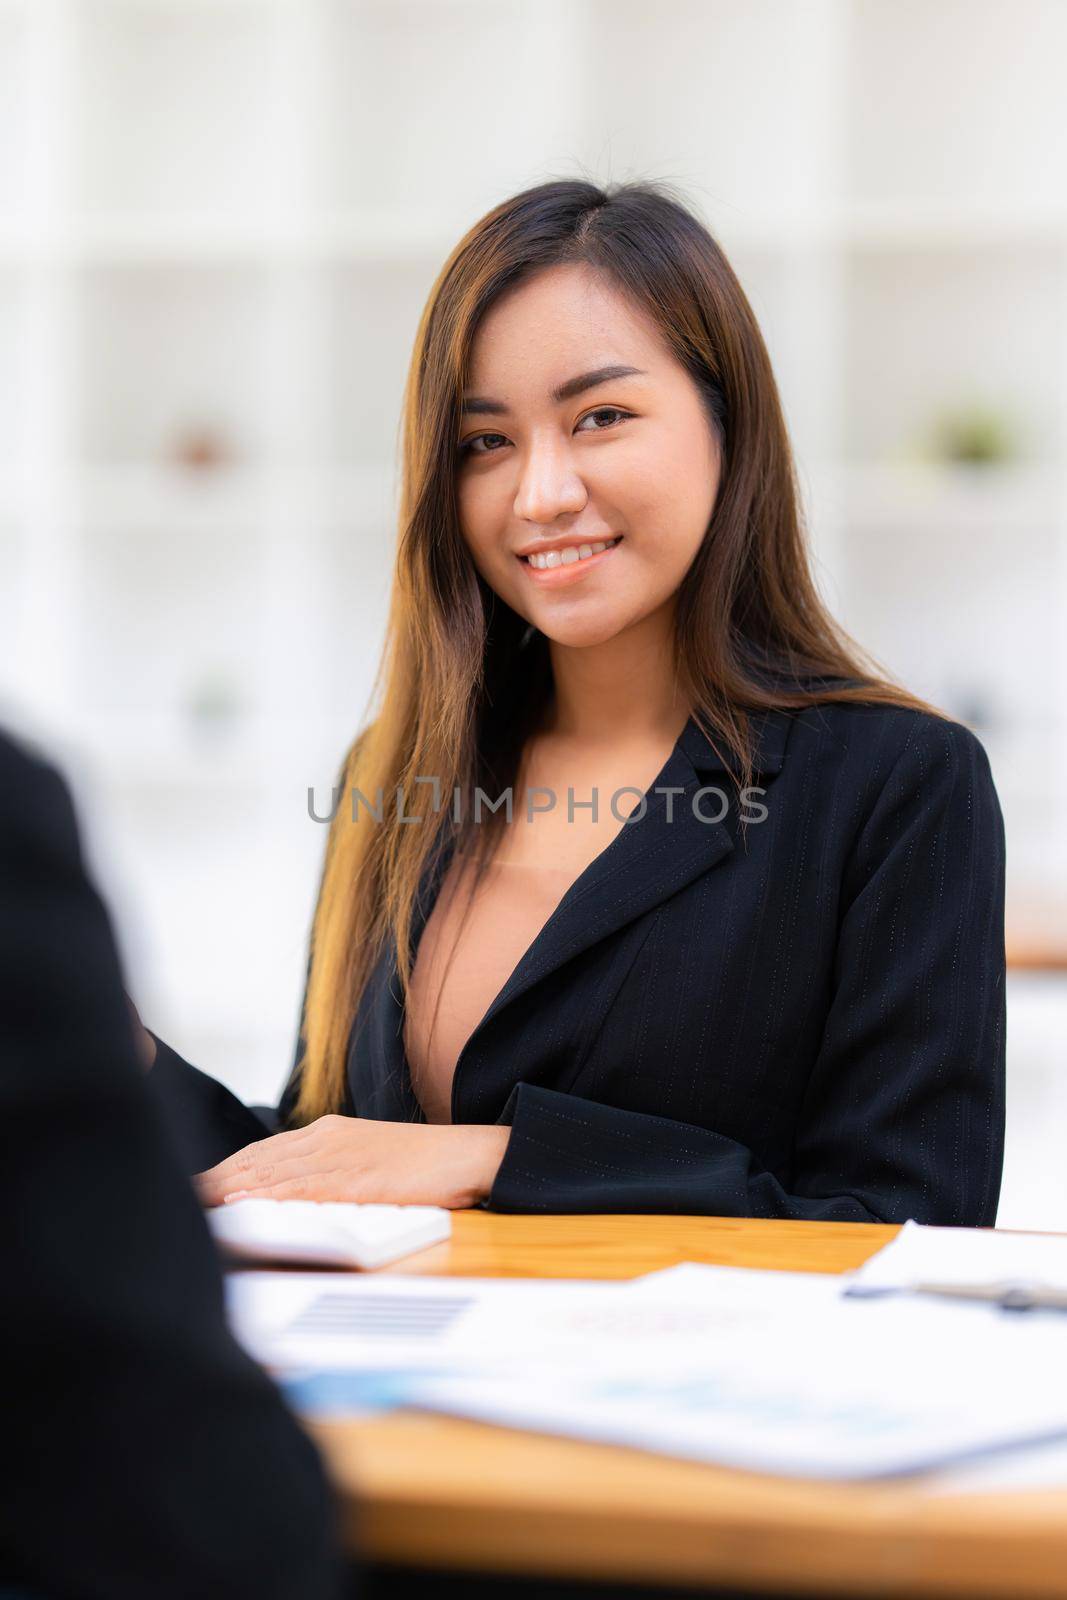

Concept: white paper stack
[[841, 1218, 1067, 1307], [399, 1262, 1067, 1480], [226, 1252, 1067, 1482]]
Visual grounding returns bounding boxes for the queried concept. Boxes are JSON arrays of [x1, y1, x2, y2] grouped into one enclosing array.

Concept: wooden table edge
[[298, 1213, 1067, 1598]]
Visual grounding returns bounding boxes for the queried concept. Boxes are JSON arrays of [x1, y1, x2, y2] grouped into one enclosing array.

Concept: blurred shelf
[[0, 211, 462, 267], [980, 722, 1067, 768], [78, 463, 267, 532], [0, 226, 32, 259], [319, 463, 400, 522], [841, 199, 1067, 251], [1006, 936, 1067, 973], [72, 709, 355, 793], [74, 215, 294, 265], [1006, 896, 1067, 973], [2, 206, 1066, 269], [74, 461, 398, 530], [0, 471, 23, 520], [721, 202, 1067, 252], [311, 209, 466, 263], [88, 0, 280, 12], [808, 460, 1066, 531], [74, 714, 274, 790]]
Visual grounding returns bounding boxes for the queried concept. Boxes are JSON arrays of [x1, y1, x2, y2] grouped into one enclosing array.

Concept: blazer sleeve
[[487, 717, 1006, 1225], [0, 739, 344, 1600], [148, 1031, 277, 1170]]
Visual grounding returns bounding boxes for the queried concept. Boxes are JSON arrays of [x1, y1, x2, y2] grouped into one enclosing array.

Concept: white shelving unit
[[2, 0, 1066, 1131]]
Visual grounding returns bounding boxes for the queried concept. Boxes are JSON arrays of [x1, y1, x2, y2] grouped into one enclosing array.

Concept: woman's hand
[[194, 1115, 511, 1211]]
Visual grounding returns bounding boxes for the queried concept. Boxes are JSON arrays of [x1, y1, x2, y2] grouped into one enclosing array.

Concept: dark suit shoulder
[[0, 723, 344, 1599], [0, 725, 81, 857], [0, 722, 69, 787], [782, 695, 994, 777]]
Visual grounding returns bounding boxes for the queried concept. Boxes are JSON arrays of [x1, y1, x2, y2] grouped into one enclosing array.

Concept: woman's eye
[[460, 432, 508, 457], [458, 407, 632, 459], [576, 406, 631, 433]]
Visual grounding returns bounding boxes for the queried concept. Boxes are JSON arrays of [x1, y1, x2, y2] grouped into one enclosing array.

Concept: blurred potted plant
[[186, 670, 244, 749], [928, 401, 1017, 466], [170, 422, 233, 473]]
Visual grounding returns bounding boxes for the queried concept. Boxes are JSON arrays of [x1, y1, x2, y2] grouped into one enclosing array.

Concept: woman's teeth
[[524, 537, 621, 569]]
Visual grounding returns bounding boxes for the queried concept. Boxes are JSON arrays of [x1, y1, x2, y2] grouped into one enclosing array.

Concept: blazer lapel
[[348, 707, 793, 1118], [467, 707, 792, 1036]]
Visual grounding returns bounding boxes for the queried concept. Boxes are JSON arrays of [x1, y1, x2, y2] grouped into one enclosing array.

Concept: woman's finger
[[194, 1127, 315, 1200], [199, 1148, 333, 1204], [223, 1169, 349, 1203]]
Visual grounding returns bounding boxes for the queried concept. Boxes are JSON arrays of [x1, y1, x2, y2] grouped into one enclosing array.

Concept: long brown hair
[[294, 176, 941, 1123]]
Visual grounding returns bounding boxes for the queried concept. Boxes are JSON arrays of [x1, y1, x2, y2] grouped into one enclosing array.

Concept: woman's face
[[455, 263, 721, 650]]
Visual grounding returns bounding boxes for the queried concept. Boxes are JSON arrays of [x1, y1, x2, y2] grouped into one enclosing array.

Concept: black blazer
[[152, 699, 1006, 1226], [0, 728, 343, 1600]]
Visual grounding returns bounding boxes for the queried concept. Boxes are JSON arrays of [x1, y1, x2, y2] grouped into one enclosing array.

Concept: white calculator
[[207, 1197, 452, 1270]]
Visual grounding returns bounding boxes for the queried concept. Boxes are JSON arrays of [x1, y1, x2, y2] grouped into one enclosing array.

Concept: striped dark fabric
[[154, 700, 1006, 1226], [0, 729, 343, 1600]]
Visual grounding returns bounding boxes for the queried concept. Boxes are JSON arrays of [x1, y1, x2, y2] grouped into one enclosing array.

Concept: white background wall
[[0, 0, 1063, 1225]]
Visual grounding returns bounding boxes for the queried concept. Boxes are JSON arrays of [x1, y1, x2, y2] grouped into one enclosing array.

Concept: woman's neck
[[541, 615, 690, 748]]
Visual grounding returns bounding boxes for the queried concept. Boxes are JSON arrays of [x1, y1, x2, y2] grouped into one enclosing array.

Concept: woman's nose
[[512, 440, 587, 524]]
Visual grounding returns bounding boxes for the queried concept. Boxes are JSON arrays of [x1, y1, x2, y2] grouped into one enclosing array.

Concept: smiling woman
[[146, 177, 1005, 1227], [453, 274, 721, 652]]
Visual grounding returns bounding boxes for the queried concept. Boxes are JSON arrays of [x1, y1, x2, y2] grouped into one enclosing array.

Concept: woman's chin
[[528, 611, 638, 650]]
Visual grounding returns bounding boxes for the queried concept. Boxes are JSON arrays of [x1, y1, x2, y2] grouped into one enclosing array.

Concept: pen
[[913, 1280, 1067, 1312]]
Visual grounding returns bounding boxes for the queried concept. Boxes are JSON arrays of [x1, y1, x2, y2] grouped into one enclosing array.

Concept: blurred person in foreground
[[0, 724, 344, 1600]]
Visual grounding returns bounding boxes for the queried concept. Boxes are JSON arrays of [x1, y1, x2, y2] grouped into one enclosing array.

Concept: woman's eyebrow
[[461, 364, 647, 417]]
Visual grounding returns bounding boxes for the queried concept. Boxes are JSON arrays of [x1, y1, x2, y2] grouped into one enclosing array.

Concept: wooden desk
[[302, 1215, 1067, 1598], [1005, 897, 1067, 971]]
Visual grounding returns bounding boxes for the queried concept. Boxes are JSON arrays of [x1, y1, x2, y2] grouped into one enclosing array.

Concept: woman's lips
[[517, 537, 622, 587]]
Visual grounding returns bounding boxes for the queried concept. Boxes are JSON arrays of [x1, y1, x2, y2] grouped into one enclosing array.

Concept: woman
[[146, 178, 1005, 1224]]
